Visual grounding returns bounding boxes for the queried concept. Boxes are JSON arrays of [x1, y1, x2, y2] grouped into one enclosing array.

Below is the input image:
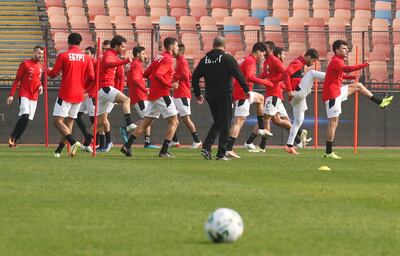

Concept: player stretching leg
[[323, 40, 393, 159], [121, 37, 180, 158], [225, 42, 274, 158]]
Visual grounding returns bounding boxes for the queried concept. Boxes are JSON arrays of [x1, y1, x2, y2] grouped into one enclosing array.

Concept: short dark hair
[[252, 42, 267, 53], [85, 46, 96, 55], [133, 46, 145, 57], [33, 45, 44, 51], [305, 48, 319, 59], [213, 36, 225, 48], [110, 35, 127, 48], [332, 39, 347, 53], [68, 33, 82, 46], [102, 40, 111, 46], [264, 41, 275, 51], [273, 47, 284, 57], [164, 37, 178, 49]]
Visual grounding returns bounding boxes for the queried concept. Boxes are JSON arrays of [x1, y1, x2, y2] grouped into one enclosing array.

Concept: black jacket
[[192, 49, 249, 100]]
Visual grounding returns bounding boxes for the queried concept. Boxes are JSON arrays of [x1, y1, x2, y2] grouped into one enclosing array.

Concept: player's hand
[[127, 57, 133, 63], [38, 86, 43, 95], [196, 95, 205, 104], [364, 60, 370, 66], [287, 90, 294, 97], [7, 96, 13, 105], [171, 82, 179, 90], [83, 93, 89, 100]]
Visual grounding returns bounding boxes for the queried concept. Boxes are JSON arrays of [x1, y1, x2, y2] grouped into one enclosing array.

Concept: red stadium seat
[[288, 17, 306, 44], [170, 8, 188, 19], [313, 9, 330, 25], [334, 9, 351, 26], [87, 0, 104, 8], [47, 7, 64, 19], [109, 7, 127, 23], [273, 0, 289, 9], [371, 19, 390, 46], [170, 0, 187, 9], [273, 9, 289, 26], [189, 0, 207, 9], [232, 9, 250, 26], [148, 0, 167, 8], [313, 0, 329, 10], [231, 0, 249, 9], [210, 0, 228, 9], [251, 0, 267, 9], [65, 0, 82, 8], [211, 8, 229, 25], [189, 7, 208, 23], [88, 7, 105, 23], [355, 0, 371, 10], [369, 61, 388, 83], [180, 33, 202, 59], [45, 0, 63, 8], [150, 8, 167, 24], [335, 0, 351, 10], [108, 0, 124, 8], [393, 19, 400, 45], [127, 0, 144, 9]]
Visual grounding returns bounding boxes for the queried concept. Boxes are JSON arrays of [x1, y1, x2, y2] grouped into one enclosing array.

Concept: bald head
[[213, 36, 225, 49]]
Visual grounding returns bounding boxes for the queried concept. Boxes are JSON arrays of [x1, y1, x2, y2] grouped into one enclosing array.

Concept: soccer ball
[[204, 208, 244, 243]]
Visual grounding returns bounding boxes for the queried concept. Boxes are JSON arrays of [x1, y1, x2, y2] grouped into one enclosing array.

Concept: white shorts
[[19, 96, 37, 120], [145, 96, 178, 119], [106, 102, 115, 113], [173, 97, 191, 116], [133, 100, 148, 119], [79, 97, 95, 116], [325, 85, 349, 118], [264, 96, 287, 117], [98, 86, 119, 115], [53, 97, 81, 119], [234, 91, 255, 117]]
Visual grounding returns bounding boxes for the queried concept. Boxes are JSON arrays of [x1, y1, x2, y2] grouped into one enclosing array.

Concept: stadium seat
[[210, 0, 228, 9], [170, 8, 188, 19], [251, 0, 267, 9], [273, 9, 289, 26], [49, 15, 68, 29], [393, 19, 400, 45], [159, 16, 178, 42], [201, 25, 220, 51], [70, 15, 89, 29], [181, 33, 201, 59], [200, 16, 217, 27], [273, 0, 289, 10], [231, 0, 249, 9], [232, 9, 250, 25], [309, 18, 327, 59], [371, 44, 390, 61], [189, 0, 207, 9], [179, 16, 197, 37], [374, 9, 392, 21], [313, 9, 330, 25], [47, 7, 64, 19], [354, 10, 372, 21], [65, 0, 82, 8], [128, 7, 147, 21], [371, 19, 390, 46], [335, 0, 351, 10], [264, 17, 283, 45], [169, 0, 187, 9], [334, 9, 351, 26], [225, 42, 243, 55], [148, 0, 167, 8], [328, 17, 346, 46], [289, 42, 306, 56], [288, 17, 306, 44], [244, 17, 261, 27], [127, 0, 144, 9], [234, 50, 247, 60], [88, 7, 105, 23], [94, 15, 112, 28], [313, 0, 329, 10], [223, 17, 241, 44], [355, 0, 371, 10], [252, 9, 270, 25], [150, 8, 168, 24], [87, 0, 104, 8], [347, 51, 363, 65], [45, 0, 63, 8], [109, 7, 127, 23], [397, 0, 400, 10], [108, 0, 125, 8], [211, 8, 229, 25], [292, 9, 310, 24], [293, 0, 309, 10], [369, 61, 388, 83], [114, 15, 132, 25], [190, 7, 208, 23]]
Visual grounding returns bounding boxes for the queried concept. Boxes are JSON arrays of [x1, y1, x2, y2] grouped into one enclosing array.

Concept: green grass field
[[0, 146, 399, 256]]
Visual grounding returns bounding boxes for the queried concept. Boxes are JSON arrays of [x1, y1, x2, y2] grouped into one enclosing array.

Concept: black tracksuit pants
[[203, 94, 233, 158]]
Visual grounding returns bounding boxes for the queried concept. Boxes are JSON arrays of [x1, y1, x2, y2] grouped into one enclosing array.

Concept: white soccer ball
[[204, 208, 244, 243]]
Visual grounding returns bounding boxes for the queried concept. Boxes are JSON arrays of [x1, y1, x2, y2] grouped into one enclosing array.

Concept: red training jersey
[[10, 59, 43, 101], [283, 56, 306, 92], [233, 54, 273, 101], [173, 55, 192, 99], [144, 51, 175, 101], [127, 59, 148, 105], [260, 54, 286, 99], [99, 49, 130, 89], [85, 58, 98, 98], [48, 45, 94, 103], [114, 65, 125, 92], [322, 54, 368, 102]]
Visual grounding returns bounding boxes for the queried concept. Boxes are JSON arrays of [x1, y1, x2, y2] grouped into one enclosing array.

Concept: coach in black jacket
[[192, 36, 249, 160]]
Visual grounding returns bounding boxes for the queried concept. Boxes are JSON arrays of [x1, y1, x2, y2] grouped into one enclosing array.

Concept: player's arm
[[225, 55, 249, 93], [243, 63, 273, 87], [192, 58, 205, 97], [143, 62, 154, 79], [131, 65, 147, 94], [9, 62, 25, 97], [115, 65, 124, 90], [283, 62, 301, 93], [104, 55, 130, 68], [86, 57, 95, 82], [47, 54, 64, 78], [342, 61, 369, 73]]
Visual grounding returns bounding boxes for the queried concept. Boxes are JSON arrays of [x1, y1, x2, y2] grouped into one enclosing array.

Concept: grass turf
[[0, 146, 399, 256]]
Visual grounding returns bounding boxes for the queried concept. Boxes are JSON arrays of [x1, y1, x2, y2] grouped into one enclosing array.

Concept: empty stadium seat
[[369, 61, 388, 83], [309, 18, 327, 59], [47, 7, 64, 19], [148, 0, 166, 8], [355, 0, 371, 10], [334, 9, 351, 26], [313, 9, 330, 25], [273, 9, 289, 26], [231, 0, 249, 9], [372, 19, 390, 46], [252, 9, 270, 24], [313, 0, 329, 10], [293, 0, 309, 10], [264, 17, 283, 45], [335, 0, 351, 10], [374, 1, 392, 21], [150, 7, 167, 24], [171, 8, 188, 19], [211, 8, 229, 25], [189, 0, 207, 9], [65, 0, 82, 8], [393, 19, 400, 45], [109, 7, 127, 23], [288, 17, 306, 44], [108, 0, 125, 8], [328, 17, 346, 46], [273, 0, 289, 9], [210, 0, 228, 9], [67, 7, 85, 17], [88, 6, 105, 23], [169, 0, 187, 9], [232, 9, 250, 25], [45, 0, 63, 8], [181, 33, 201, 59], [87, 0, 104, 8], [190, 7, 208, 23]]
